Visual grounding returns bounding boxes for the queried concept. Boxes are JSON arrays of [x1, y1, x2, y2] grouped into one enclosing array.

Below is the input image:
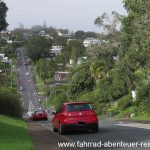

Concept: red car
[[52, 102, 99, 134], [31, 110, 48, 120]]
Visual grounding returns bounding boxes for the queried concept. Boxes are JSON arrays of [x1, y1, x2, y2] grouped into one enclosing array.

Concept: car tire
[[53, 125, 58, 132], [59, 123, 65, 135]]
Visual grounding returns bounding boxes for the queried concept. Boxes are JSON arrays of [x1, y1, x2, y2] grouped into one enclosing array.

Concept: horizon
[[3, 0, 127, 32]]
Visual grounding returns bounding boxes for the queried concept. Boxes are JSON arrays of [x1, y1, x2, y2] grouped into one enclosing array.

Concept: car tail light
[[90, 111, 96, 115]]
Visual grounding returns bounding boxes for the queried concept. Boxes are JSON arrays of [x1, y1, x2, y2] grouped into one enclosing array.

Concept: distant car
[[24, 62, 28, 65], [52, 102, 99, 134], [26, 72, 29, 76], [31, 110, 48, 120], [19, 86, 23, 91]]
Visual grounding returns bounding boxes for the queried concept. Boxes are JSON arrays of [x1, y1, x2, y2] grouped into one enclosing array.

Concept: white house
[[0, 53, 9, 63], [83, 38, 101, 47], [57, 31, 63, 37], [39, 31, 53, 39], [49, 46, 64, 57]]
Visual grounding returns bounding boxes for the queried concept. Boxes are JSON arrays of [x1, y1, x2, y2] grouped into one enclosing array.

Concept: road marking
[[116, 123, 150, 130]]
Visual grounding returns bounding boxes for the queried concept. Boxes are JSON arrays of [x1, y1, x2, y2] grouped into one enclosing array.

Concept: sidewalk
[[28, 121, 77, 150]]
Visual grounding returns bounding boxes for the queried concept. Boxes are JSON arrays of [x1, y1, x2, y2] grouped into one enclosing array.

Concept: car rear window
[[66, 103, 92, 112]]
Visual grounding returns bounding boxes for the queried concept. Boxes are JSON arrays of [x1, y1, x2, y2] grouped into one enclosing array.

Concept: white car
[[26, 72, 30, 76], [19, 86, 23, 91]]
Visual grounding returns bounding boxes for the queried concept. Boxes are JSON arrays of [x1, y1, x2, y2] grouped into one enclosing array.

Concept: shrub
[[137, 82, 150, 113], [117, 94, 132, 110], [0, 88, 23, 118], [53, 92, 68, 112]]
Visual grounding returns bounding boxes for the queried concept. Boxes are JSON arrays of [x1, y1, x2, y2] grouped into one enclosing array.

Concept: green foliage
[[0, 62, 11, 87], [117, 94, 132, 110], [94, 11, 123, 40], [53, 92, 68, 112], [0, 88, 23, 118], [86, 43, 119, 69], [74, 30, 97, 41], [62, 40, 85, 63], [36, 59, 57, 81], [68, 62, 95, 98], [74, 31, 86, 41], [27, 35, 52, 62], [53, 34, 67, 46], [116, 106, 137, 118], [137, 82, 150, 113]]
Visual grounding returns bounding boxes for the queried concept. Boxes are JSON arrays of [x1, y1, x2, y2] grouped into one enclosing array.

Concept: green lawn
[[0, 115, 35, 150]]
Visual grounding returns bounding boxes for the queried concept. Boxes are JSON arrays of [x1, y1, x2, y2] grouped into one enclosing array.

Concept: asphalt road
[[40, 119, 150, 150], [16, 47, 150, 150], [17, 47, 40, 111]]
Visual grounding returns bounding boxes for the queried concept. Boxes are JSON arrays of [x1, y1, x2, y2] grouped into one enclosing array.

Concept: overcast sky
[[3, 0, 126, 32]]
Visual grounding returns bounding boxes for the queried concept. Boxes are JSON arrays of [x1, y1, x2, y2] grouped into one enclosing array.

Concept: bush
[[137, 82, 150, 113], [0, 89, 23, 118], [117, 94, 132, 110], [53, 92, 68, 112]]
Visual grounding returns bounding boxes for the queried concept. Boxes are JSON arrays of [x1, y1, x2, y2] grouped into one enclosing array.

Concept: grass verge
[[0, 115, 35, 150]]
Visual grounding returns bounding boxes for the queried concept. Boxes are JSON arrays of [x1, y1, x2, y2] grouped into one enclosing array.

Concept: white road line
[[116, 123, 150, 130]]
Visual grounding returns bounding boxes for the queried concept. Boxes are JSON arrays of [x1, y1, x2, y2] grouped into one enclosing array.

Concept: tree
[[62, 40, 85, 63], [121, 0, 150, 113], [0, 0, 8, 31], [74, 30, 86, 41], [122, 0, 150, 59], [68, 62, 95, 98], [27, 35, 52, 62], [36, 59, 57, 81], [94, 11, 123, 43]]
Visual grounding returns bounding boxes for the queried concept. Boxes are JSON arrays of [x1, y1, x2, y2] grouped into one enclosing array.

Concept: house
[[49, 46, 64, 57], [39, 31, 53, 39], [54, 71, 69, 81], [0, 53, 9, 63], [0, 31, 10, 40], [57, 31, 63, 37], [83, 38, 101, 47]]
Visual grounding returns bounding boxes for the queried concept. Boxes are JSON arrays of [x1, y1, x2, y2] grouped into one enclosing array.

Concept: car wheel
[[53, 125, 58, 132], [59, 123, 65, 135]]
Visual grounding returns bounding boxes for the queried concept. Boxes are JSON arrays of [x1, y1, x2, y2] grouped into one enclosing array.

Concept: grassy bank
[[0, 115, 35, 150]]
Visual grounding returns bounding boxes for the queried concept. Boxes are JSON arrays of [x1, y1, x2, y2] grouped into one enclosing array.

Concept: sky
[[3, 0, 127, 32]]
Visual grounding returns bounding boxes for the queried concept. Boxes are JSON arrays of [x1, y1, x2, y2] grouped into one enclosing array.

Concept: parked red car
[[52, 102, 99, 134], [31, 110, 48, 120]]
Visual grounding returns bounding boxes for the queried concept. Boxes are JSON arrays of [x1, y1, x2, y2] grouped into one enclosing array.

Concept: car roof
[[64, 102, 90, 106]]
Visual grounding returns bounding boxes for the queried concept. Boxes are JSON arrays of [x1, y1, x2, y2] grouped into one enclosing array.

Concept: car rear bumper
[[62, 122, 98, 131]]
